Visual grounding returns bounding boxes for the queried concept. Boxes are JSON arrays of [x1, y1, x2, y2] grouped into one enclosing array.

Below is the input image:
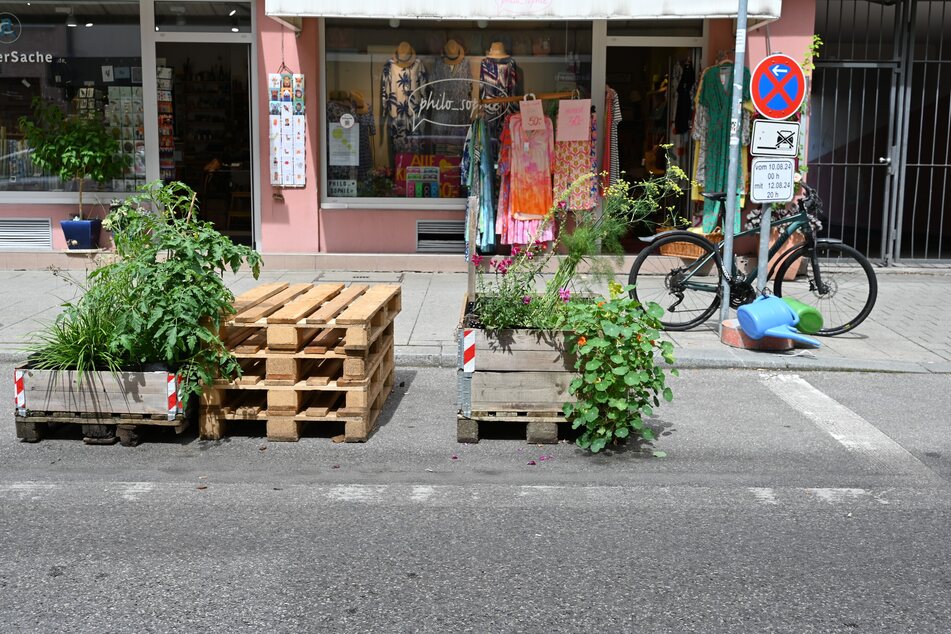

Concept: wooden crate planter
[[457, 327, 577, 444], [14, 368, 187, 445]]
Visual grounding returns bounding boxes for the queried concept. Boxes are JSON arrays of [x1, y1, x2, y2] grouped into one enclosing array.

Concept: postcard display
[[268, 72, 306, 187], [157, 66, 175, 181], [103, 85, 146, 191]]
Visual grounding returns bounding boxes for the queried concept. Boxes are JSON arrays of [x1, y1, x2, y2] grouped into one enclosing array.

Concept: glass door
[[156, 41, 253, 245]]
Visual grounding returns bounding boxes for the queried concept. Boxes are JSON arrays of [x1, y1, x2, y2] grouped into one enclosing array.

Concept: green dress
[[697, 63, 751, 233]]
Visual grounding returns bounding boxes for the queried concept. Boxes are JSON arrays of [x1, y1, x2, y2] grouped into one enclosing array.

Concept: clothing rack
[[479, 90, 577, 105]]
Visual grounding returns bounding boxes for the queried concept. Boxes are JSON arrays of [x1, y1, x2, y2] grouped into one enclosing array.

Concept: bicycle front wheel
[[773, 242, 877, 336], [628, 232, 723, 331]]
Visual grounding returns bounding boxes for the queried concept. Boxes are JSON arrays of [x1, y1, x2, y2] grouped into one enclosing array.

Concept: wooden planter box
[[14, 368, 186, 445], [457, 325, 577, 444]]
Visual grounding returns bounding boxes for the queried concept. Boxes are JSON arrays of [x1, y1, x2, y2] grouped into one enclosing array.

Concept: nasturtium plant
[[562, 285, 677, 453]]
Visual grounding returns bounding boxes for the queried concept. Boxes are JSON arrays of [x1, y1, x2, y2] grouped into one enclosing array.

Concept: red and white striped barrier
[[14, 369, 25, 415], [462, 329, 475, 373], [167, 373, 181, 420]]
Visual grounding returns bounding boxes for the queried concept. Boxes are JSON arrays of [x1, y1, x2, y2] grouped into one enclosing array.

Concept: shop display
[[692, 59, 751, 233], [602, 86, 622, 190], [157, 66, 176, 181], [326, 90, 376, 196], [553, 107, 597, 212], [105, 86, 146, 191], [268, 72, 306, 187], [479, 42, 518, 138]]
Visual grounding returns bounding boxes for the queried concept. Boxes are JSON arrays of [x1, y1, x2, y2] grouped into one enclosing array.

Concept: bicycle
[[627, 188, 878, 335]]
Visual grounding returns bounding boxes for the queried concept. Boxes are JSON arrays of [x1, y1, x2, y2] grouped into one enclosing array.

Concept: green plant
[[90, 180, 263, 406], [562, 283, 677, 453], [26, 275, 127, 379], [472, 159, 690, 331], [18, 98, 128, 219]]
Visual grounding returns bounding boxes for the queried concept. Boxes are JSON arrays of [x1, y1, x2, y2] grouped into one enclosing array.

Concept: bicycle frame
[[676, 209, 817, 294]]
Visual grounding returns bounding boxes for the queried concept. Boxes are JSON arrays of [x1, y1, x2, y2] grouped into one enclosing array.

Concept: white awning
[[265, 0, 782, 21]]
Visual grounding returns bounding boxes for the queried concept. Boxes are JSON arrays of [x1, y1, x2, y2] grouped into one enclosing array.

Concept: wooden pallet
[[457, 410, 568, 444], [224, 282, 401, 353], [15, 412, 190, 446], [200, 347, 395, 442]]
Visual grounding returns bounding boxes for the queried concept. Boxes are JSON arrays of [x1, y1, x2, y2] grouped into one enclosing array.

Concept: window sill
[[321, 198, 467, 211]]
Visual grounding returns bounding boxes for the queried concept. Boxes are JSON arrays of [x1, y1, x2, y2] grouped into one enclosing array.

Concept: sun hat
[[443, 39, 465, 64], [485, 42, 509, 59], [394, 41, 416, 68]]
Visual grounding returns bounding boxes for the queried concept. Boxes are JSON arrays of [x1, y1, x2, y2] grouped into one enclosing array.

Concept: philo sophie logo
[[0, 12, 22, 45]]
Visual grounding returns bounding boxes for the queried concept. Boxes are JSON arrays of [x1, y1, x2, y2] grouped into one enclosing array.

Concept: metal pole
[[756, 204, 771, 293], [718, 0, 750, 330]]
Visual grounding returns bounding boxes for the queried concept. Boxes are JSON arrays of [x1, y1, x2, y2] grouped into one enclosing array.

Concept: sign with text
[[750, 158, 795, 204], [394, 153, 462, 198], [519, 98, 545, 131], [750, 119, 800, 157], [555, 99, 591, 142]]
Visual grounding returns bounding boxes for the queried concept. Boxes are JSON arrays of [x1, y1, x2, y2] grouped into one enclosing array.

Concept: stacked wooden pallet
[[201, 281, 400, 442]]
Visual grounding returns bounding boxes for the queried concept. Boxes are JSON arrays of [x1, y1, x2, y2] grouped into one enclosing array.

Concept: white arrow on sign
[[770, 64, 788, 78]]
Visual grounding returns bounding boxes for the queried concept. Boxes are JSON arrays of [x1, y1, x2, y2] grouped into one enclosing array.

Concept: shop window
[[0, 1, 143, 194], [322, 19, 592, 202]]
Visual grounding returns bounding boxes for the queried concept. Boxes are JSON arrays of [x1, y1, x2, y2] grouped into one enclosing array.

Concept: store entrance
[[606, 46, 699, 253], [157, 42, 253, 246]]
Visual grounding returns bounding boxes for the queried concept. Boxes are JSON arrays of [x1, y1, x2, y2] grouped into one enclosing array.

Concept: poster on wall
[[328, 123, 359, 166], [269, 72, 306, 187], [394, 154, 462, 198]]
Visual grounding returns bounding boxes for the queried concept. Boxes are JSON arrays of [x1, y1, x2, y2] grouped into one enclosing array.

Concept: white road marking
[[761, 373, 933, 477], [410, 485, 434, 501], [0, 481, 58, 500], [119, 482, 154, 501], [749, 487, 779, 505], [324, 485, 388, 502], [806, 487, 869, 504]]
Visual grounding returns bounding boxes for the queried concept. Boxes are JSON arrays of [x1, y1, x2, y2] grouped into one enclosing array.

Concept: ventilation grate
[[416, 220, 466, 254], [0, 219, 53, 250]]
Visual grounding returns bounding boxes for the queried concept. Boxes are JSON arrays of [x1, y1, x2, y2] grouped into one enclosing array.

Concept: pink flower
[[522, 295, 532, 305], [526, 250, 535, 260], [557, 200, 568, 210], [512, 246, 521, 256], [527, 460, 537, 466], [472, 254, 483, 266], [559, 287, 571, 302]]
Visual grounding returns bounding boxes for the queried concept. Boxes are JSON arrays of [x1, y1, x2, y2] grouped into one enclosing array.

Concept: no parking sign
[[751, 54, 806, 120]]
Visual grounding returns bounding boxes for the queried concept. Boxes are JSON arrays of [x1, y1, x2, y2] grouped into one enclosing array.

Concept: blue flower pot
[[60, 219, 102, 250]]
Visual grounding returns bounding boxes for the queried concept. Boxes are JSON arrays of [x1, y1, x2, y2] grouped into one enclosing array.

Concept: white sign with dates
[[750, 157, 795, 204]]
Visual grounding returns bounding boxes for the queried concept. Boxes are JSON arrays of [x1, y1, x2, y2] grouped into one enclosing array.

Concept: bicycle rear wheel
[[628, 232, 723, 331], [773, 242, 877, 335]]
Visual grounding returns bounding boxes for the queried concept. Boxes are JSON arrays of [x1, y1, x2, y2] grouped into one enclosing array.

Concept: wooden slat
[[335, 284, 400, 325], [22, 370, 172, 416], [470, 370, 577, 410], [303, 392, 343, 417], [266, 284, 345, 324], [305, 284, 369, 324], [234, 284, 311, 323], [232, 282, 289, 313], [305, 359, 343, 386], [303, 328, 345, 354]]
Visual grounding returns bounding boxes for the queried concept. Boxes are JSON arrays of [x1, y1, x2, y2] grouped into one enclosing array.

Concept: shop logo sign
[[411, 78, 508, 131], [496, 0, 554, 16], [0, 12, 21, 45]]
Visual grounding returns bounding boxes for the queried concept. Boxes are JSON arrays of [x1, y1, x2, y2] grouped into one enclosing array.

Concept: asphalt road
[[1, 363, 950, 633]]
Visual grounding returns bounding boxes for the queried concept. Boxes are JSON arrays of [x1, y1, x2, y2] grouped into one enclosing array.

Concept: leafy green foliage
[[562, 285, 677, 453], [27, 180, 262, 407], [18, 98, 129, 218], [474, 160, 690, 331]]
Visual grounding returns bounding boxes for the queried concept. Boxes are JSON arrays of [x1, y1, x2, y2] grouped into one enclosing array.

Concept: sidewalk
[[2, 267, 950, 373]]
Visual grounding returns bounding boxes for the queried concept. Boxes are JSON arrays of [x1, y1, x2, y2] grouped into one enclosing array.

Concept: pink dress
[[509, 113, 554, 221], [496, 114, 555, 245]]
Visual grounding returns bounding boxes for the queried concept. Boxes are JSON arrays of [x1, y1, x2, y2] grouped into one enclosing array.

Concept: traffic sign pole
[[757, 204, 771, 293], [719, 0, 748, 331]]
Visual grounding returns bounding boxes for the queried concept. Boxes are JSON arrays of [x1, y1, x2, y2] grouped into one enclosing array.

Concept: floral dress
[[479, 57, 518, 138], [553, 114, 598, 211], [381, 58, 428, 154]]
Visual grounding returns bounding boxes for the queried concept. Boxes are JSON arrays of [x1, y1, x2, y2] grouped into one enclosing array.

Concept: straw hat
[[485, 41, 509, 60], [442, 39, 465, 64], [350, 89, 369, 115], [394, 41, 416, 68]]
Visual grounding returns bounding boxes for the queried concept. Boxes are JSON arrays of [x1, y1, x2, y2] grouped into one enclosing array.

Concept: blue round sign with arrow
[[751, 53, 806, 120]]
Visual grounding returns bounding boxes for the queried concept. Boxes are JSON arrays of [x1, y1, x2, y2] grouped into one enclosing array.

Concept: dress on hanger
[[479, 57, 518, 137], [602, 86, 622, 190], [464, 116, 496, 251], [692, 62, 751, 233], [496, 113, 554, 245], [380, 58, 428, 154], [508, 112, 554, 221], [553, 113, 598, 210]]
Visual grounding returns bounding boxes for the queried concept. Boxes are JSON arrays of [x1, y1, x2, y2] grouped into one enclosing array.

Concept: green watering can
[[781, 297, 823, 334]]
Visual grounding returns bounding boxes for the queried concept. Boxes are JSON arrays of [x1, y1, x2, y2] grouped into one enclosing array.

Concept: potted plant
[[458, 165, 688, 451], [19, 98, 129, 249], [17, 180, 263, 444]]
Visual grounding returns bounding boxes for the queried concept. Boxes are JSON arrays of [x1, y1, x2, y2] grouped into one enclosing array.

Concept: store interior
[[157, 42, 253, 245]]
